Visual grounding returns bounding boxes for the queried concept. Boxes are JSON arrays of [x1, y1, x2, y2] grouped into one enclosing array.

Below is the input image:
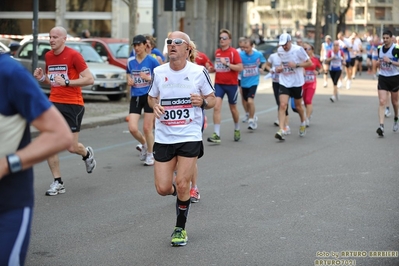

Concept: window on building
[[375, 7, 392, 21], [0, 0, 55, 11], [66, 0, 111, 12], [355, 7, 365, 20]]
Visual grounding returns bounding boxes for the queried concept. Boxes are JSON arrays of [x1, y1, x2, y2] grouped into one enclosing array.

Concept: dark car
[[14, 40, 127, 101], [255, 43, 278, 60], [81, 38, 130, 69]]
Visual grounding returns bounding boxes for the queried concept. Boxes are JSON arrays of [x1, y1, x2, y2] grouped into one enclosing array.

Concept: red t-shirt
[[45, 46, 89, 106], [303, 56, 322, 84], [214, 47, 242, 85], [195, 51, 213, 68]]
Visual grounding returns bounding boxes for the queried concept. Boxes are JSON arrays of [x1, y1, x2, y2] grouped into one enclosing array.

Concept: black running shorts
[[53, 102, 84, 133], [153, 141, 204, 162], [129, 94, 153, 114], [279, 84, 303, 99], [378, 75, 399, 92]]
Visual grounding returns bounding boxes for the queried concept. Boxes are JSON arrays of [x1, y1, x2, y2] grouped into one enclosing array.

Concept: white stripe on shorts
[[9, 207, 31, 266]]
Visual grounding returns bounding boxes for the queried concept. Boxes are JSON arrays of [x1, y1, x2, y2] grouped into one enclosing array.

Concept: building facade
[[247, 0, 399, 41], [347, 0, 399, 37], [0, 0, 251, 59]]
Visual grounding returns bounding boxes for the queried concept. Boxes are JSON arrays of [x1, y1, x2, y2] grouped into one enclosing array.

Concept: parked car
[[19, 33, 78, 45], [255, 43, 278, 60], [0, 41, 10, 54], [0, 38, 21, 56], [81, 38, 130, 69], [14, 40, 127, 101]]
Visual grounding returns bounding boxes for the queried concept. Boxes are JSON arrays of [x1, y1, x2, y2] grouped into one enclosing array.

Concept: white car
[[14, 40, 127, 101]]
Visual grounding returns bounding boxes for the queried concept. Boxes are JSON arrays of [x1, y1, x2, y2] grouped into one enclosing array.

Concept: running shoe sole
[[45, 189, 65, 196], [190, 197, 200, 203], [275, 132, 285, 140], [207, 138, 221, 143], [376, 127, 384, 137]]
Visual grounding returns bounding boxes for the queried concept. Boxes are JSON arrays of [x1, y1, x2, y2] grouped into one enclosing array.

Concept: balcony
[[367, 12, 393, 23], [368, 0, 393, 6]]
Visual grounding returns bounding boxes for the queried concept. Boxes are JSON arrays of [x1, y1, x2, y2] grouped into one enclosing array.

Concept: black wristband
[[201, 99, 208, 109]]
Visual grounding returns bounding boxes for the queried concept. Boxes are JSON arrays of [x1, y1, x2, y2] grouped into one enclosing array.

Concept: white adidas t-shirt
[[148, 61, 215, 144], [277, 44, 309, 88]]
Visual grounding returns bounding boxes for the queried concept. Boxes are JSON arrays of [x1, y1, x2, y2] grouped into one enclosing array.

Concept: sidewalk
[[30, 111, 127, 138], [31, 71, 378, 138]]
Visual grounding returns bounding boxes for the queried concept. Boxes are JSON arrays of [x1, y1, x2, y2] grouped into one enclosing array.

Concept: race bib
[[243, 65, 258, 77], [48, 64, 69, 87], [305, 70, 315, 83], [282, 62, 295, 75], [131, 68, 150, 88], [380, 59, 392, 71], [215, 58, 230, 72], [159, 97, 195, 126]]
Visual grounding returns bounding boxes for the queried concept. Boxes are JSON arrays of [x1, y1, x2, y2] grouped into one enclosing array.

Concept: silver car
[[14, 40, 127, 101]]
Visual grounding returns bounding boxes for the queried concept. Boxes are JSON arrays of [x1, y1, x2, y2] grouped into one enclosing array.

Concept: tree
[[314, 0, 324, 56], [336, 0, 352, 35], [123, 0, 138, 44]]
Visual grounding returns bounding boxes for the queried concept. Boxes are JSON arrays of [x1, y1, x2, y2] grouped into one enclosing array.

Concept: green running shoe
[[207, 132, 221, 143], [299, 125, 306, 137], [171, 227, 187, 246], [234, 130, 240, 142]]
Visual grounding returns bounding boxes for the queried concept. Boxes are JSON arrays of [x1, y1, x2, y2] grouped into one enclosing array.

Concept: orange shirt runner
[[45, 46, 88, 106]]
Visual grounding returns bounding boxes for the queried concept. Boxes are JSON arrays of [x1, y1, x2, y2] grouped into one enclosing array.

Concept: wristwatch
[[201, 99, 208, 109], [6, 154, 22, 174], [226, 62, 230, 67], [296, 63, 299, 68], [65, 79, 70, 86]]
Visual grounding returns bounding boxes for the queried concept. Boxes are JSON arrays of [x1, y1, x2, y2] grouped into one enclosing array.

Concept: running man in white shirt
[[148, 31, 216, 246], [274, 33, 312, 140], [373, 30, 399, 137], [265, 50, 290, 134]]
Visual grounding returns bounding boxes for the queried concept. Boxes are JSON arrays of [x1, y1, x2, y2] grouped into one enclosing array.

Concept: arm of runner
[[54, 68, 94, 87], [320, 44, 325, 60], [388, 47, 399, 66], [203, 93, 216, 110], [0, 106, 72, 180], [148, 96, 164, 119], [34, 67, 50, 85]]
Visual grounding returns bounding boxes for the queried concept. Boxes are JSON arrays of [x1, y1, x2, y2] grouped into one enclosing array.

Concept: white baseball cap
[[278, 33, 292, 45]]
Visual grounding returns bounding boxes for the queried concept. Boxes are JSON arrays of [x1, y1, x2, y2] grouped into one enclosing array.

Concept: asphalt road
[[26, 74, 399, 266]]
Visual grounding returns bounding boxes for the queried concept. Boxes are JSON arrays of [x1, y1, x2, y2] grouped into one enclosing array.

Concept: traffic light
[[271, 0, 276, 9]]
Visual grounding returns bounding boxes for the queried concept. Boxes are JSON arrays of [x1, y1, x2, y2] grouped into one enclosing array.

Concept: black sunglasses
[[219, 36, 229, 40]]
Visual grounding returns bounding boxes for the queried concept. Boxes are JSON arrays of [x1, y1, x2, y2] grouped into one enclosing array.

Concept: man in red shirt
[[195, 50, 213, 69], [33, 26, 96, 196], [207, 29, 243, 143]]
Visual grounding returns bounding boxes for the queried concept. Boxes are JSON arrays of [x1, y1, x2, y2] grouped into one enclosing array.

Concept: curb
[[30, 112, 127, 138]]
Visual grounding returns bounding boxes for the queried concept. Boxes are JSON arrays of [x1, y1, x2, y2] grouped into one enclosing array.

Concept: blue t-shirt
[[151, 48, 165, 62], [239, 50, 266, 88], [0, 53, 52, 211], [127, 54, 160, 96]]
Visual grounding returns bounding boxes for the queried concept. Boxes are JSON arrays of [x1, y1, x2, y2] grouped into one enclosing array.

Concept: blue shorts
[[215, 83, 238, 105], [0, 207, 32, 266]]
